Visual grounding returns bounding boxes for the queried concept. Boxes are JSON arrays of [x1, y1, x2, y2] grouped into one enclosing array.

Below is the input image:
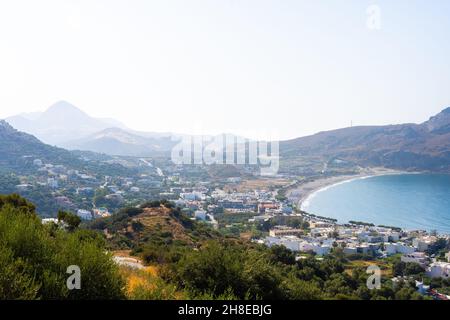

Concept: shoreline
[[287, 168, 412, 212], [286, 169, 450, 236]]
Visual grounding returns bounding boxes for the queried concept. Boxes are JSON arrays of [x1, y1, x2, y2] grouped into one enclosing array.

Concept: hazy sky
[[0, 0, 449, 140]]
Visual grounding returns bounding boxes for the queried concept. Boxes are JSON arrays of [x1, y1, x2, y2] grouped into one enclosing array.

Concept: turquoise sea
[[301, 174, 450, 234]]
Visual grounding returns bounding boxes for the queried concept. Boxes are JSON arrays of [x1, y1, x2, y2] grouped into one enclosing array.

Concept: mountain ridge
[[280, 107, 450, 171], [6, 101, 127, 145], [4, 102, 450, 171], [62, 127, 176, 157]]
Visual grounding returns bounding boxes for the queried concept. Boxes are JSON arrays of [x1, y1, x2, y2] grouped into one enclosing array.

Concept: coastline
[[287, 167, 411, 212]]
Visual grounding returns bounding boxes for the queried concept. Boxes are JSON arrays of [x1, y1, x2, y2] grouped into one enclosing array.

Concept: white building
[[298, 241, 331, 256], [358, 232, 388, 243], [194, 210, 207, 221], [16, 184, 32, 191], [314, 245, 331, 256], [310, 227, 335, 237], [181, 192, 204, 201], [41, 218, 59, 225], [279, 237, 302, 252], [426, 262, 450, 279], [77, 209, 93, 220], [265, 236, 301, 252], [343, 246, 358, 255], [47, 178, 58, 189], [338, 228, 354, 238], [387, 232, 401, 242], [413, 236, 437, 252], [299, 242, 316, 253], [401, 252, 428, 267], [385, 243, 416, 255], [130, 187, 140, 193]]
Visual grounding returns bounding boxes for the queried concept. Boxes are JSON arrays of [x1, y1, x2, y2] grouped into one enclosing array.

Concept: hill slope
[[88, 203, 219, 251], [280, 107, 450, 171], [0, 120, 130, 176], [63, 127, 176, 157]]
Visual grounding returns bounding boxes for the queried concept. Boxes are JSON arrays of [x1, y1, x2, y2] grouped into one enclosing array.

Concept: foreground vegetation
[[0, 194, 436, 300], [0, 194, 124, 299]]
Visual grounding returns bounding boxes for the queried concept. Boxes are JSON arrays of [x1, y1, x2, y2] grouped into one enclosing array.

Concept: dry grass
[[120, 265, 185, 300], [119, 206, 195, 245], [345, 260, 393, 278]]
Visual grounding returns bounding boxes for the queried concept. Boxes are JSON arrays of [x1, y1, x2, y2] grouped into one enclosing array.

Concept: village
[[162, 178, 450, 299], [17, 155, 450, 299]]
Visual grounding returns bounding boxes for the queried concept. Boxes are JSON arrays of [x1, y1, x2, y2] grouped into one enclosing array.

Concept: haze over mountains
[[6, 101, 127, 145], [6, 101, 176, 156], [63, 127, 176, 157], [3, 101, 450, 171], [5, 102, 248, 157]]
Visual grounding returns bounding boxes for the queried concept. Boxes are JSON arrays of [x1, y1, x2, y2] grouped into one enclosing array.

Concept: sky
[[0, 0, 449, 140]]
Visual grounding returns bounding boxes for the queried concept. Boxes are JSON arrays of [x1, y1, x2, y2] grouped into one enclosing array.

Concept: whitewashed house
[[426, 262, 450, 279], [401, 252, 428, 267], [76, 209, 93, 220]]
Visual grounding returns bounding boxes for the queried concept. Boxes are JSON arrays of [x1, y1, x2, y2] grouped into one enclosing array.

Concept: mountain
[[0, 119, 81, 174], [63, 128, 250, 157], [424, 106, 450, 134], [6, 101, 126, 145], [63, 127, 177, 157], [280, 107, 450, 171], [6, 101, 179, 156], [6, 101, 450, 171], [6, 101, 253, 157], [0, 120, 130, 176]]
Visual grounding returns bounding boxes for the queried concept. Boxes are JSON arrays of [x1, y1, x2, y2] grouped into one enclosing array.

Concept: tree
[[0, 193, 35, 214], [269, 245, 296, 265], [395, 287, 417, 300], [0, 246, 40, 299], [393, 261, 406, 276], [282, 275, 323, 300], [58, 210, 81, 231], [174, 241, 245, 298], [404, 263, 425, 276], [242, 251, 286, 299]]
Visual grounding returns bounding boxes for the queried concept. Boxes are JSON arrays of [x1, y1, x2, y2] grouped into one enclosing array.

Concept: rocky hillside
[[280, 107, 450, 171], [88, 202, 219, 250]]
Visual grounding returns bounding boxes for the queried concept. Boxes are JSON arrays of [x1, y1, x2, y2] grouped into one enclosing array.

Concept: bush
[[0, 195, 125, 299]]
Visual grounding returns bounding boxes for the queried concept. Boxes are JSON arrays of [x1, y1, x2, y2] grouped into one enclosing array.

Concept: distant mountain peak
[[422, 107, 450, 133], [5, 101, 126, 145], [44, 100, 87, 116], [0, 120, 15, 131], [49, 100, 74, 107]]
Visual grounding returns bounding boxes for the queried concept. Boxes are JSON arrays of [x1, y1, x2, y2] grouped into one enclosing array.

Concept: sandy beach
[[287, 167, 409, 210]]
